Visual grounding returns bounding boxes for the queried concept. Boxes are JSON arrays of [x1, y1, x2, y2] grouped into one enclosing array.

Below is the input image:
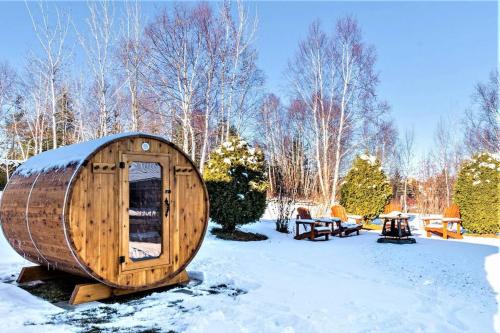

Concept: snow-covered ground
[[0, 208, 498, 332]]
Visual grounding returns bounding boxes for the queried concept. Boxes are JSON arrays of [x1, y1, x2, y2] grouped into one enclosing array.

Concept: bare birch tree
[[0, 62, 16, 110], [464, 70, 499, 154], [434, 117, 455, 205], [77, 1, 121, 137], [364, 118, 398, 171], [399, 128, 415, 212], [218, 1, 262, 142], [120, 0, 144, 131], [287, 21, 335, 203], [142, 2, 261, 169], [144, 5, 204, 159], [0, 62, 21, 180], [26, 2, 70, 149], [330, 17, 380, 204], [195, 3, 223, 173], [258, 94, 311, 197], [288, 17, 383, 204]]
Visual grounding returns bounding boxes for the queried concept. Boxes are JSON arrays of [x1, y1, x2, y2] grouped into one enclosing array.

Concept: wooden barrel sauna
[[0, 132, 209, 294]]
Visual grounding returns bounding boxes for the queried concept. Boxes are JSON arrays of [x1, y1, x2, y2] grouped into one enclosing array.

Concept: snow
[[479, 162, 497, 169], [129, 242, 161, 259], [359, 153, 377, 166], [0, 158, 23, 167], [471, 152, 500, 163], [340, 222, 362, 228], [0, 283, 68, 333], [14, 132, 161, 176], [0, 200, 498, 332], [379, 211, 409, 219], [0, 209, 69, 332]]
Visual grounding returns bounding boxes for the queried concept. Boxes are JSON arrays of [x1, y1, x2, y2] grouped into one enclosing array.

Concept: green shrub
[[454, 153, 500, 234], [340, 154, 392, 222], [204, 136, 268, 232]]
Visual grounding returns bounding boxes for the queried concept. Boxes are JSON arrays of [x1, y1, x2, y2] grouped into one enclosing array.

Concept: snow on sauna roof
[[14, 132, 164, 176]]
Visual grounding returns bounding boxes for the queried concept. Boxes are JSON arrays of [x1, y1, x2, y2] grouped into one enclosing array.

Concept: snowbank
[[0, 283, 67, 333]]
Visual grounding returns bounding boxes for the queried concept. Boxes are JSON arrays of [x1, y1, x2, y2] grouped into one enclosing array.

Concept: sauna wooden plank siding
[[0, 133, 209, 290]]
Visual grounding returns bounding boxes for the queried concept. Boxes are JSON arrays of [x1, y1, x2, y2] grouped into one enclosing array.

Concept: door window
[[128, 162, 162, 261]]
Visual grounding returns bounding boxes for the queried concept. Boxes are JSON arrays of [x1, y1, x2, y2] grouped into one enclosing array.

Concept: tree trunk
[[199, 114, 209, 174], [330, 100, 346, 205], [403, 178, 408, 213], [444, 165, 450, 206], [50, 75, 58, 149]]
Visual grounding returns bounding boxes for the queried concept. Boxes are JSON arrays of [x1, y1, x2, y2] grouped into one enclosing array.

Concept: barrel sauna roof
[[15, 132, 156, 176]]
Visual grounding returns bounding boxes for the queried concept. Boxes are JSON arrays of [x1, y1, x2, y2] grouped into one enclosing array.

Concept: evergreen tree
[[204, 136, 268, 232], [3, 95, 31, 157], [340, 154, 392, 221], [454, 153, 500, 234], [56, 89, 76, 146], [390, 168, 403, 202]]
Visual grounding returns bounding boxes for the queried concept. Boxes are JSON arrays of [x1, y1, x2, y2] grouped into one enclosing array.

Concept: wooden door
[[118, 152, 172, 272]]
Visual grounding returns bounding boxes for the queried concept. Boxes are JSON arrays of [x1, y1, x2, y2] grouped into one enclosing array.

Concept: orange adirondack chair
[[330, 205, 363, 236], [294, 207, 337, 241], [383, 202, 402, 214], [423, 204, 463, 239]]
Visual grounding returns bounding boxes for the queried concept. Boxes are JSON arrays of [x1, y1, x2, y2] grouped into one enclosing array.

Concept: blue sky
[[254, 1, 497, 156], [0, 1, 497, 156]]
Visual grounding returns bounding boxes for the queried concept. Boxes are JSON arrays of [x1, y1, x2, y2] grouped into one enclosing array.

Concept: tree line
[[0, 1, 498, 213]]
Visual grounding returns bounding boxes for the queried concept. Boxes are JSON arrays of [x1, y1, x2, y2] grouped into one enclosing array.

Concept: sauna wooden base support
[[17, 265, 190, 305], [69, 269, 190, 305], [17, 265, 72, 284]]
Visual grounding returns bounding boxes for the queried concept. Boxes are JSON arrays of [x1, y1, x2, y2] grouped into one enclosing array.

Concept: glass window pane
[[128, 162, 162, 261]]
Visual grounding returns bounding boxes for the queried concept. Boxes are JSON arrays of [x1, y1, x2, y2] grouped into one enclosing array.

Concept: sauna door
[[119, 152, 171, 272]]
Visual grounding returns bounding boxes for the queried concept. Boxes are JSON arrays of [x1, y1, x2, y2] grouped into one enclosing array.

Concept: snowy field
[[0, 207, 498, 332]]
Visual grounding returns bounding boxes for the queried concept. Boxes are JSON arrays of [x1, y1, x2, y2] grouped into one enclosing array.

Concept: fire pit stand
[[377, 213, 416, 244]]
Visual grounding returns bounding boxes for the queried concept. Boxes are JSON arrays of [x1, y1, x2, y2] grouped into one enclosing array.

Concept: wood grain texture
[[330, 204, 363, 225], [0, 134, 209, 290], [17, 265, 71, 283], [424, 204, 462, 240], [330, 205, 349, 222], [384, 202, 402, 214]]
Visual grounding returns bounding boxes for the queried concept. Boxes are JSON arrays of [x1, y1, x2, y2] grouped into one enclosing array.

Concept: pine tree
[[204, 136, 268, 232], [56, 89, 76, 146], [340, 154, 392, 221], [454, 153, 500, 234]]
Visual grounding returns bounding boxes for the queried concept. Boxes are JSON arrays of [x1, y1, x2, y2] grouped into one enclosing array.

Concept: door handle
[[164, 196, 170, 218]]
